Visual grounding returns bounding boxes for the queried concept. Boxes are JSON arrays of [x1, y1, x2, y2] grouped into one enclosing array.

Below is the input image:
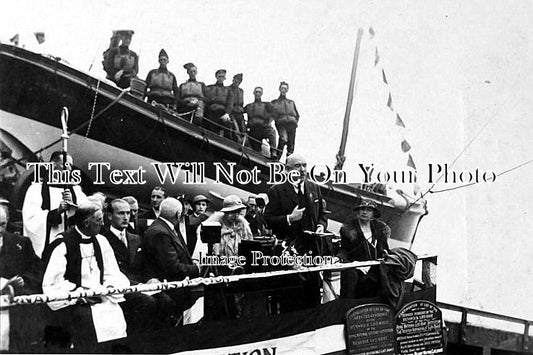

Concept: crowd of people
[[102, 30, 299, 160], [0, 149, 409, 353]]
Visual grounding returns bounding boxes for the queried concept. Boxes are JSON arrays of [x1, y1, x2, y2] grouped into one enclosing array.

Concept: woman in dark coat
[[337, 199, 390, 298]]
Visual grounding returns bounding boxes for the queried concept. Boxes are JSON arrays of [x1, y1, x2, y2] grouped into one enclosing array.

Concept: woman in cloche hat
[[336, 199, 391, 298]]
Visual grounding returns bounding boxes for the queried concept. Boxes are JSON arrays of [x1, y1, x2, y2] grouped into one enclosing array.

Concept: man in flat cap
[[103, 30, 139, 89], [205, 69, 235, 140], [177, 63, 208, 125], [144, 49, 179, 108], [228, 73, 246, 142], [271, 81, 300, 158], [245, 86, 278, 159]]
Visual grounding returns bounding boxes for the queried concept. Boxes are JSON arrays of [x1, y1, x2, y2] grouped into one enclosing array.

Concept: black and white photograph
[[0, 1, 532, 353]]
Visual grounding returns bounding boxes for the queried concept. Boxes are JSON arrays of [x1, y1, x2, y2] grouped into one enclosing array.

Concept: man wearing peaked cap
[[183, 62, 195, 70], [245, 86, 278, 159], [144, 48, 178, 108], [228, 73, 246, 143], [205, 69, 236, 140], [177, 62, 208, 124], [103, 30, 138, 89], [271, 81, 300, 158], [115, 30, 134, 37]]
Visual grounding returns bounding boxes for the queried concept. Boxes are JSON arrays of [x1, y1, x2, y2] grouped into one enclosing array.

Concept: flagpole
[[335, 28, 363, 171]]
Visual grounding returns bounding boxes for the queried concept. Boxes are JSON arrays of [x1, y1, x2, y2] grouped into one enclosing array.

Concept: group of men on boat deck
[[102, 30, 299, 160], [0, 148, 420, 353]]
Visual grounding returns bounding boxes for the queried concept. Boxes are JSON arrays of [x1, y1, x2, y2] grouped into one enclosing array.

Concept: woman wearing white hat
[[200, 195, 252, 258]]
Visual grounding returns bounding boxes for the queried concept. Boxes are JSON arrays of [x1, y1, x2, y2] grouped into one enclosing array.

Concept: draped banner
[[129, 299, 362, 355]]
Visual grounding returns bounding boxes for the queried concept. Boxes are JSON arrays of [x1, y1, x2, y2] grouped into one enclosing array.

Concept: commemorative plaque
[[395, 300, 444, 355], [345, 304, 395, 355]]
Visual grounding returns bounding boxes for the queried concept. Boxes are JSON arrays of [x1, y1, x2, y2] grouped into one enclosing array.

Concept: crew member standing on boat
[[103, 30, 138, 89], [144, 49, 179, 108], [245, 87, 278, 159], [271, 81, 300, 158], [228, 73, 246, 142], [205, 69, 235, 140], [22, 151, 88, 258], [176, 63, 208, 125]]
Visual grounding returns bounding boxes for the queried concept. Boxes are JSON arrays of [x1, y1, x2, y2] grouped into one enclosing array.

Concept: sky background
[[1, 0, 532, 320]]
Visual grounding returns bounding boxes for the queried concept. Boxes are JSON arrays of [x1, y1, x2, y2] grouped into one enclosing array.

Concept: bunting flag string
[[395, 113, 406, 128], [386, 93, 393, 111], [368, 26, 417, 174], [382, 69, 388, 84], [9, 34, 19, 46], [401, 140, 411, 153], [34, 32, 45, 44], [407, 154, 417, 169]]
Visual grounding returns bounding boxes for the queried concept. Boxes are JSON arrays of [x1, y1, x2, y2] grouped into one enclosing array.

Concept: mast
[[334, 28, 363, 171]]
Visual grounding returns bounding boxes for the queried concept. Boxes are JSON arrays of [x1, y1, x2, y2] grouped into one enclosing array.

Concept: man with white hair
[[265, 153, 327, 254], [42, 202, 129, 352], [142, 198, 201, 324], [264, 153, 328, 313]]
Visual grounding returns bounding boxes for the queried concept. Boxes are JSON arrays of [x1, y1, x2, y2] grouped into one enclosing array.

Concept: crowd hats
[[183, 62, 196, 70], [220, 195, 246, 213], [353, 199, 381, 218], [192, 194, 210, 205]]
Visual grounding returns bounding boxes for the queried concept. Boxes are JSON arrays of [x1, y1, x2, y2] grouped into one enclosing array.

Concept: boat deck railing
[[0, 254, 438, 309]]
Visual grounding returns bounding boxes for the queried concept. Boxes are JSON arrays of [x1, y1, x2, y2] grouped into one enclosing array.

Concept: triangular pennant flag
[[369, 27, 376, 38], [401, 140, 411, 153], [34, 32, 45, 44], [374, 48, 380, 66], [407, 154, 417, 169], [9, 33, 19, 45], [386, 93, 393, 110], [395, 113, 405, 127], [382, 69, 388, 84]]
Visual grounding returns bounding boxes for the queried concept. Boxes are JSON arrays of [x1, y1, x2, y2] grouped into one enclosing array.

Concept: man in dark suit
[[0, 205, 43, 352], [102, 199, 161, 333], [138, 186, 167, 221], [142, 198, 201, 323], [264, 154, 328, 313], [264, 154, 327, 255]]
